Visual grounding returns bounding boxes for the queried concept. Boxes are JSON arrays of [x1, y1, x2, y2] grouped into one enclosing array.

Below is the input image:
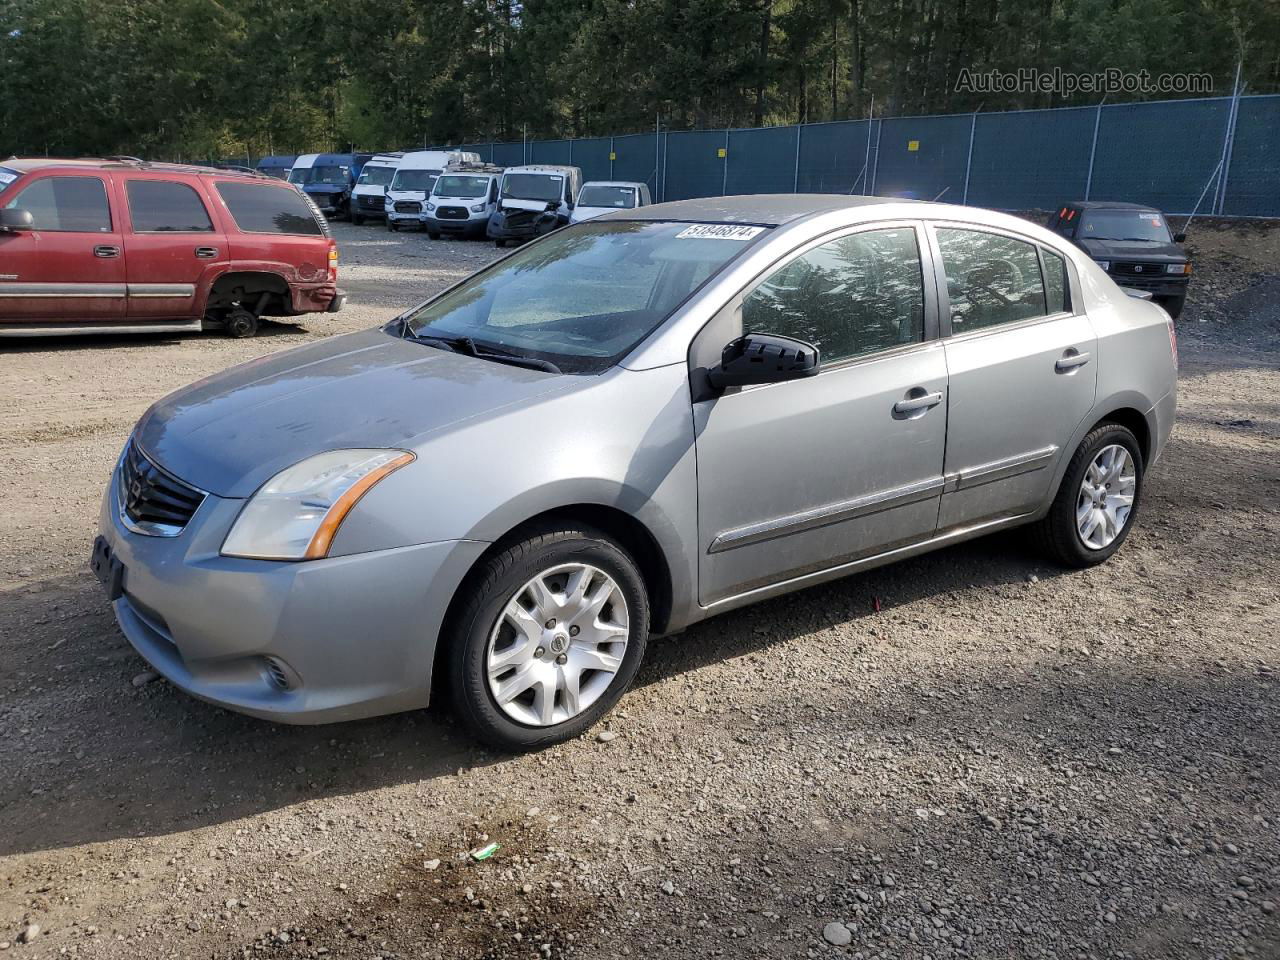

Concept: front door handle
[[93, 245, 120, 258], [1055, 350, 1091, 373], [893, 390, 944, 416], [195, 246, 219, 259]]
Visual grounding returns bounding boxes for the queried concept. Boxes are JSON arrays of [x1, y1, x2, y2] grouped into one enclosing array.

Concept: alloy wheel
[[1076, 444, 1136, 550]]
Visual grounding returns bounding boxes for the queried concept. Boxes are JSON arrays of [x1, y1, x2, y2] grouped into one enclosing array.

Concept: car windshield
[[310, 165, 350, 185], [434, 175, 489, 198], [357, 165, 397, 186], [502, 173, 564, 203], [579, 185, 636, 208], [399, 220, 766, 374], [392, 169, 439, 192], [1080, 210, 1172, 242]]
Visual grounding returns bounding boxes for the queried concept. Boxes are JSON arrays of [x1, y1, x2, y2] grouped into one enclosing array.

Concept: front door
[[0, 174, 125, 323], [692, 223, 948, 606], [929, 224, 1098, 530], [120, 177, 226, 320]]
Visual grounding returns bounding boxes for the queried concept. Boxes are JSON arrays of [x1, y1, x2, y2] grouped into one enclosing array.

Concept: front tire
[[1035, 423, 1144, 567], [446, 525, 649, 751], [351, 212, 364, 226]]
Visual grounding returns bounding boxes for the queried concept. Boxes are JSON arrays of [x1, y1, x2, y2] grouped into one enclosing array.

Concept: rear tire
[[445, 524, 649, 751], [224, 307, 259, 339], [1034, 423, 1144, 568]]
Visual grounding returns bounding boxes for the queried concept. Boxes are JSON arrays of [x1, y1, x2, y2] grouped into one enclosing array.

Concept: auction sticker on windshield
[[675, 224, 766, 241]]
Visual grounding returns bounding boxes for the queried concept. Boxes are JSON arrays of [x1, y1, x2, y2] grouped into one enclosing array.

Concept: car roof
[[505, 165, 581, 175], [620, 194, 902, 226], [1062, 200, 1162, 213], [2, 156, 271, 180], [582, 181, 646, 189]]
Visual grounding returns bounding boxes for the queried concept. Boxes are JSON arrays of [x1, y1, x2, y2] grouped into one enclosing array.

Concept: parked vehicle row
[[0, 157, 343, 338]]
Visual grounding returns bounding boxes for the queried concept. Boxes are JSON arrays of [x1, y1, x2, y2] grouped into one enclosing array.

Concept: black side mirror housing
[[706, 332, 820, 391], [1173, 232, 1186, 244], [0, 208, 34, 232]]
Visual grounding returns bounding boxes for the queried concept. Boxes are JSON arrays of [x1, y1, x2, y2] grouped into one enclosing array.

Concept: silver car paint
[[99, 195, 1176, 724]]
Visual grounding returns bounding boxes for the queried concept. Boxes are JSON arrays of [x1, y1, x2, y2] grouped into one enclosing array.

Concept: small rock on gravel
[[822, 922, 852, 946], [17, 925, 39, 944], [131, 670, 159, 688], [597, 730, 618, 742]]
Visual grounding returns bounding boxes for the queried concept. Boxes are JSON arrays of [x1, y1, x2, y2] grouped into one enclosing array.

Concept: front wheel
[[387, 221, 398, 232], [427, 230, 441, 240], [1035, 423, 1144, 567], [446, 525, 650, 750], [351, 212, 364, 226]]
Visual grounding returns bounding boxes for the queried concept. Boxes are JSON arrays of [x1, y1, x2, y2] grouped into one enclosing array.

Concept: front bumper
[[1111, 275, 1189, 299], [487, 209, 564, 241], [423, 213, 489, 236], [96, 460, 487, 723], [306, 193, 348, 215]]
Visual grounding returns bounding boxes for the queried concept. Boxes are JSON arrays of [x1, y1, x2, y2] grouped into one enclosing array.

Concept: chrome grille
[[118, 440, 205, 537], [1111, 261, 1162, 276]]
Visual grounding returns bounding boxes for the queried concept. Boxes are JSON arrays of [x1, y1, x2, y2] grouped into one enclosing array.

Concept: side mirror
[[706, 332, 820, 391], [0, 208, 34, 232], [1173, 232, 1186, 244]]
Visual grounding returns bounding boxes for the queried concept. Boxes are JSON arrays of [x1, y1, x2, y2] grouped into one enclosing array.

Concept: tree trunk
[[753, 0, 773, 127]]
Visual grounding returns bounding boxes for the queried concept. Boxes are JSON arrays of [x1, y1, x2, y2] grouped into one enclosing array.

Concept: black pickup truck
[[1048, 201, 1191, 319]]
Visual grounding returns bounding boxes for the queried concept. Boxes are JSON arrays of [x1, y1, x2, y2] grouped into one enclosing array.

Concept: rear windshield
[[579, 185, 636, 208], [433, 175, 490, 198], [502, 173, 564, 203], [391, 169, 440, 192], [357, 165, 397, 187], [0, 166, 20, 193], [1079, 210, 1172, 243], [215, 182, 324, 236]]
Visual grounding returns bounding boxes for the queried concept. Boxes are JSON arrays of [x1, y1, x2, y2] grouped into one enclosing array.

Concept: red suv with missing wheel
[[0, 158, 345, 338]]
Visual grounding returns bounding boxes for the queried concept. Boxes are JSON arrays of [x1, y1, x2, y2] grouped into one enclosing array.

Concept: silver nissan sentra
[[93, 195, 1177, 749]]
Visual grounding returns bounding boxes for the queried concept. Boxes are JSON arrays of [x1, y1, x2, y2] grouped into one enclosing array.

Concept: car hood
[[1077, 237, 1185, 262], [134, 329, 578, 498], [501, 198, 556, 213]]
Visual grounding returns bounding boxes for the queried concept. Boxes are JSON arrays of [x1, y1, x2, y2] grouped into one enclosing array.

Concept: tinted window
[[433, 175, 490, 198], [936, 228, 1047, 332], [3, 176, 111, 232], [1043, 248, 1069, 314], [215, 182, 323, 236], [578, 185, 636, 208], [310, 165, 350, 185], [1080, 210, 1171, 242], [502, 173, 564, 203], [742, 227, 925, 364], [126, 180, 213, 232]]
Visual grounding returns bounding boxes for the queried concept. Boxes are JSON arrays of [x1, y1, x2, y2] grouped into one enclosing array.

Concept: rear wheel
[[224, 307, 259, 339], [446, 525, 649, 751], [1035, 423, 1144, 567]]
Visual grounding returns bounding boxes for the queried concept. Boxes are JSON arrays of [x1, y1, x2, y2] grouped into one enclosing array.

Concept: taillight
[[328, 242, 338, 281]]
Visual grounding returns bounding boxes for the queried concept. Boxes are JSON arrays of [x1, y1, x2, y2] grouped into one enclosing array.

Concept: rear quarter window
[[215, 182, 324, 236]]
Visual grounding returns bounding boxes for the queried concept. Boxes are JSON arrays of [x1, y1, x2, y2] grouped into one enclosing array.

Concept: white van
[[422, 164, 505, 240], [385, 150, 481, 231], [350, 152, 402, 225], [485, 165, 583, 246], [569, 181, 653, 223]]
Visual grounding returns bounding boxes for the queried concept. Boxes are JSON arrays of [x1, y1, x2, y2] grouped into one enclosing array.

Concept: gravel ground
[[1, 219, 1277, 960]]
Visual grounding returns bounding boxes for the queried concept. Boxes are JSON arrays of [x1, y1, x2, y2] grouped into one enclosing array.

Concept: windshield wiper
[[406, 331, 561, 373]]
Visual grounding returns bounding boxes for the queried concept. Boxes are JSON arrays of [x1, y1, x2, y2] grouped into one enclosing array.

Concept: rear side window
[[936, 228, 1047, 332], [126, 180, 214, 232], [3, 176, 112, 232], [215, 182, 324, 236], [1042, 248, 1069, 314]]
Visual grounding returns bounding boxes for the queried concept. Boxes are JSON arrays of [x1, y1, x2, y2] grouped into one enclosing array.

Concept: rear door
[[120, 176, 227, 319], [929, 223, 1096, 530], [0, 173, 125, 324]]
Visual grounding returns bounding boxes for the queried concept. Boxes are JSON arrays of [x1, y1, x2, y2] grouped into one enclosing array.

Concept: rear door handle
[[1055, 350, 1091, 373], [195, 246, 219, 259], [893, 390, 944, 416], [93, 245, 120, 258]]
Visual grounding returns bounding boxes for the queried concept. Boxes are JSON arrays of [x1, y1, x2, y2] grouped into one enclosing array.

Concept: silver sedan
[[93, 196, 1177, 750]]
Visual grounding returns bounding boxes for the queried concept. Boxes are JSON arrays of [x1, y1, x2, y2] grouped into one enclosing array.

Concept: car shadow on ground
[[0, 320, 307, 354], [0, 530, 1070, 858]]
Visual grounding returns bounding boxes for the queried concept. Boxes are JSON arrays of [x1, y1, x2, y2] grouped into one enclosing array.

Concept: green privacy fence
[[441, 93, 1280, 218]]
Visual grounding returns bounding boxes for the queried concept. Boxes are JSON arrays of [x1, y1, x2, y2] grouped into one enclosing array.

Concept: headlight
[[384, 196, 394, 208], [222, 449, 414, 561], [1167, 262, 1191, 275], [1094, 260, 1111, 272], [470, 203, 486, 213], [425, 202, 436, 212]]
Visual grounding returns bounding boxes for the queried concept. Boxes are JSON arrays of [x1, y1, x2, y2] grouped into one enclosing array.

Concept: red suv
[[0, 158, 345, 338]]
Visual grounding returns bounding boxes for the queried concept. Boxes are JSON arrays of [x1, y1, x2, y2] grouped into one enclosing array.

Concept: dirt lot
[[1, 218, 1277, 960]]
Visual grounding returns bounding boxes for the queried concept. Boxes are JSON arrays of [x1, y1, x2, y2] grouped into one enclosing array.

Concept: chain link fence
[[445, 93, 1280, 218]]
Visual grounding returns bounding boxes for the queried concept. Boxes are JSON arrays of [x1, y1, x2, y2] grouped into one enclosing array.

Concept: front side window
[[3, 176, 112, 232], [936, 228, 1047, 332], [215, 182, 324, 236], [579, 185, 636, 209], [433, 175, 490, 199], [391, 169, 439, 192], [502, 173, 564, 203], [126, 180, 214, 232], [742, 227, 925, 364], [402, 220, 764, 373], [357, 165, 397, 187]]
